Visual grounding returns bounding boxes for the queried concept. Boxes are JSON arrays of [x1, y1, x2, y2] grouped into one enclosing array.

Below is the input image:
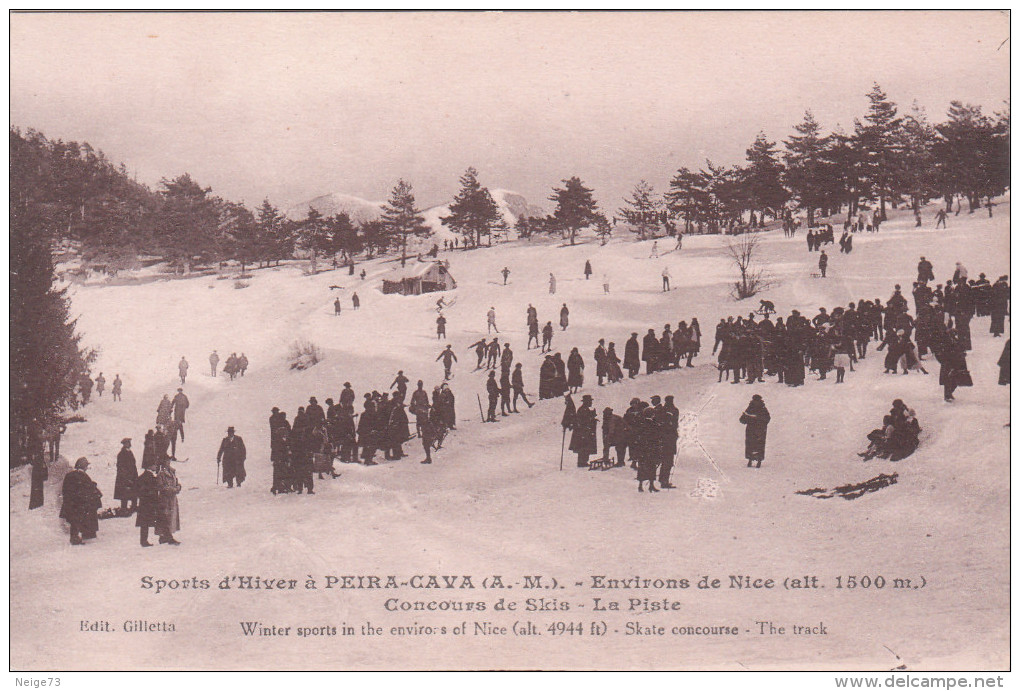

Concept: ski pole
[[559, 426, 566, 471], [476, 394, 486, 423]]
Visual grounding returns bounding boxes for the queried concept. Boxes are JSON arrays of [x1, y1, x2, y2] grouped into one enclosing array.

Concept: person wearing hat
[[739, 395, 771, 469], [658, 396, 680, 488], [485, 371, 500, 423], [635, 405, 660, 492], [217, 426, 247, 489], [917, 257, 935, 284], [339, 382, 356, 409], [306, 397, 325, 427], [386, 398, 410, 460], [60, 457, 102, 545], [624, 332, 641, 378], [154, 454, 182, 545], [436, 344, 458, 381], [134, 459, 160, 547], [569, 394, 598, 468], [114, 438, 139, 513]]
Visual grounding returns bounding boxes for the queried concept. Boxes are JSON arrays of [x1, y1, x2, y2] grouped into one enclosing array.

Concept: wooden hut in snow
[[381, 260, 456, 295]]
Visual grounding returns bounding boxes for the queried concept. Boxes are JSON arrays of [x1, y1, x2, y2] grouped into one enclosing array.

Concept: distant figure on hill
[[95, 373, 105, 397], [584, 260, 592, 280], [661, 266, 671, 292], [111, 374, 122, 401], [487, 307, 499, 334], [178, 356, 189, 385], [935, 208, 947, 229], [501, 266, 510, 285], [649, 240, 659, 258], [352, 292, 360, 309], [334, 298, 342, 316], [209, 350, 219, 377], [549, 273, 556, 294]]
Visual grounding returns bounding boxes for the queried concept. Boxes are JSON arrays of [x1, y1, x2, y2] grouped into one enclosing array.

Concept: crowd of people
[[563, 392, 684, 492], [47, 223, 1009, 548], [268, 380, 458, 494], [560, 391, 772, 490]]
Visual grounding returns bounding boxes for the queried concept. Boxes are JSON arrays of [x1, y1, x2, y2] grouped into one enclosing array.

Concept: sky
[[10, 11, 1011, 212]]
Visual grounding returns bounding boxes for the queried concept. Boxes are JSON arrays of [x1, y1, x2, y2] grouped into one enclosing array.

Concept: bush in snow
[[725, 233, 774, 300], [288, 339, 322, 370], [233, 279, 250, 289]]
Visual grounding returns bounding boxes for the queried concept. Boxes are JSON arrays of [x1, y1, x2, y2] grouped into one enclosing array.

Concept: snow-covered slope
[[422, 188, 543, 243], [10, 199, 1010, 670], [285, 192, 384, 223]]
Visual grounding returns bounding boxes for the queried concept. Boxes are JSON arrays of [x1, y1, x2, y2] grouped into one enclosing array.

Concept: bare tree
[[725, 234, 774, 299]]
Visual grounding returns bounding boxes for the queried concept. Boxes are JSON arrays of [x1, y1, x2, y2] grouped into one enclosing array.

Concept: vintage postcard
[[9, 11, 1010, 673]]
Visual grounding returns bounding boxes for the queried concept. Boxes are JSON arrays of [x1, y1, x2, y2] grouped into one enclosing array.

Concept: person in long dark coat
[[28, 423, 46, 510], [217, 427, 247, 488], [642, 329, 659, 374], [60, 457, 102, 545], [624, 333, 641, 378], [358, 400, 378, 465], [606, 342, 623, 383], [114, 437, 138, 511], [740, 395, 771, 468], [439, 384, 456, 430], [134, 463, 160, 547], [552, 353, 568, 396], [569, 395, 597, 467], [560, 303, 570, 330], [539, 356, 556, 400], [388, 401, 410, 456], [998, 339, 1010, 385], [155, 459, 182, 544], [270, 409, 293, 492], [594, 339, 608, 386], [936, 331, 972, 401], [658, 395, 680, 488], [635, 406, 660, 492], [567, 347, 585, 392], [990, 276, 1009, 336], [784, 345, 805, 387]]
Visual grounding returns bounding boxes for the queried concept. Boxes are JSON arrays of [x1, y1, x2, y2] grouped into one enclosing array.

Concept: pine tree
[[10, 147, 96, 464], [825, 125, 864, 219], [934, 101, 1005, 211], [298, 208, 331, 272], [783, 111, 831, 227], [619, 180, 662, 240], [359, 219, 389, 259], [744, 133, 788, 225], [381, 179, 430, 264], [899, 102, 939, 213], [221, 201, 258, 274], [548, 177, 601, 245], [255, 199, 290, 266], [155, 173, 222, 272], [594, 215, 613, 246], [325, 212, 359, 261], [854, 83, 905, 220], [665, 167, 707, 233], [440, 167, 506, 248]]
